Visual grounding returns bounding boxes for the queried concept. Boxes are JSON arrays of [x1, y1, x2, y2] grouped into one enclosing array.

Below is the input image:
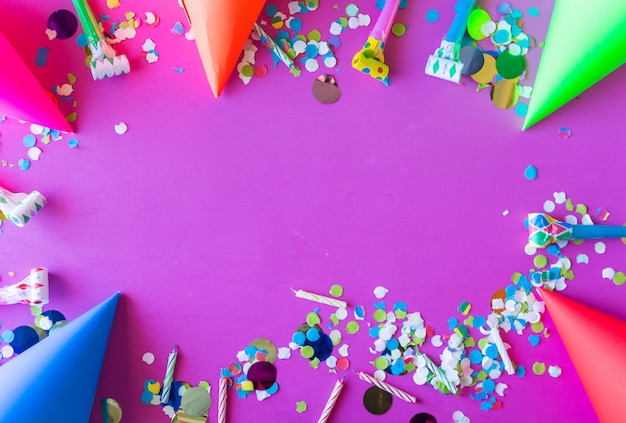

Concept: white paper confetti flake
[[114, 122, 128, 135], [142, 352, 155, 364]]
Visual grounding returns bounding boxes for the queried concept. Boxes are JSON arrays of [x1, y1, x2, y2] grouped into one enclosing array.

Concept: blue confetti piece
[[35, 47, 48, 67], [1, 329, 14, 343], [505, 285, 518, 297], [485, 345, 499, 359], [527, 7, 540, 17], [448, 317, 459, 329], [23, 134, 37, 148], [306, 327, 320, 342], [528, 335, 541, 346], [516, 365, 526, 377], [265, 382, 279, 395], [524, 164, 538, 180], [386, 338, 399, 350], [515, 102, 528, 117], [498, 2, 512, 14], [292, 331, 306, 345], [264, 4, 278, 17], [373, 301, 385, 310], [369, 327, 380, 338], [393, 301, 407, 312], [469, 349, 483, 364], [18, 159, 31, 171], [483, 379, 496, 393], [289, 17, 303, 32], [473, 315, 486, 328], [68, 138, 79, 148], [480, 401, 493, 411], [426, 9, 440, 23], [171, 22, 184, 35], [354, 305, 366, 319]]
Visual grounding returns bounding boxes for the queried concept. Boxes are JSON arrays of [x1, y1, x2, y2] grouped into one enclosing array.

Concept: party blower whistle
[[72, 0, 130, 80], [425, 0, 476, 83], [352, 0, 401, 85], [0, 268, 49, 307], [0, 185, 47, 227], [528, 213, 626, 248]]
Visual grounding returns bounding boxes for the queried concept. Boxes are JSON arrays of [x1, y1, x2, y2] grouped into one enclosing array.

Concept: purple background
[[1, 0, 625, 422]]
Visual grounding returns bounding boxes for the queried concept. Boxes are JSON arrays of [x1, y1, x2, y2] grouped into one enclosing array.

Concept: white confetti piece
[[27, 147, 42, 161], [338, 344, 349, 357], [581, 214, 593, 225], [602, 267, 616, 280], [595, 241, 607, 254], [553, 191, 567, 204], [142, 352, 155, 364], [114, 122, 128, 134], [431, 334, 443, 347], [548, 365, 562, 377], [502, 209, 509, 216], [524, 244, 537, 255], [576, 254, 589, 264], [373, 286, 389, 299], [277, 347, 291, 359], [543, 200, 555, 213]]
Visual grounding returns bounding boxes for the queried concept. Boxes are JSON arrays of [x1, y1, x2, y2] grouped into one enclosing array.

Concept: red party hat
[[539, 288, 626, 423]]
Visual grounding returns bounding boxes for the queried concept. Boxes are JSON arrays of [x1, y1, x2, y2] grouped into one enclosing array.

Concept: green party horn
[[73, 0, 130, 80], [528, 213, 626, 248]]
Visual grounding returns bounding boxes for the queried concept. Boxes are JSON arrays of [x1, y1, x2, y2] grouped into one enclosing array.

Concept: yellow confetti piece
[[66, 112, 77, 123], [106, 0, 120, 8], [67, 73, 77, 84], [532, 362, 546, 375]]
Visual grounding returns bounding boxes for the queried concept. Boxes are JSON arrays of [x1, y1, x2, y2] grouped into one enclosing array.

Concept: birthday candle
[[291, 287, 347, 309], [417, 353, 458, 395], [489, 323, 515, 375], [161, 345, 178, 404], [317, 377, 344, 423], [218, 371, 228, 423], [357, 371, 417, 403]]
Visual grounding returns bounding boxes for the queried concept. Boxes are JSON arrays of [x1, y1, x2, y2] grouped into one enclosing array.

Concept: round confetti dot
[[614, 272, 626, 286], [10, 326, 40, 354], [495, 50, 526, 79], [459, 45, 484, 75], [363, 386, 393, 415], [306, 331, 333, 361], [1, 330, 15, 343], [595, 242, 606, 254], [372, 309, 387, 323], [410, 412, 438, 423], [533, 254, 548, 268], [292, 331, 306, 345], [306, 327, 321, 342], [426, 9, 440, 23], [336, 356, 350, 370], [374, 356, 389, 370], [23, 134, 37, 148], [246, 361, 277, 390], [490, 78, 519, 109], [335, 308, 348, 320], [323, 55, 337, 68], [373, 286, 388, 299], [28, 147, 42, 161], [301, 345, 315, 358], [515, 103, 528, 117], [102, 398, 122, 423], [142, 352, 155, 364], [329, 284, 343, 297], [307, 29, 322, 42], [0, 345, 14, 359], [68, 138, 79, 148], [180, 387, 212, 417], [345, 321, 360, 334], [532, 362, 546, 375], [305, 58, 319, 72], [467, 8, 491, 40], [471, 53, 496, 84], [391, 22, 407, 37], [346, 3, 359, 16], [114, 122, 128, 135], [48, 9, 78, 39], [296, 401, 307, 413], [524, 165, 538, 180], [306, 312, 321, 326], [76, 33, 88, 47], [543, 200, 556, 212]]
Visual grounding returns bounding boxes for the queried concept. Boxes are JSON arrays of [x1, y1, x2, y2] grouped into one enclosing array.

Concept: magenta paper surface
[[1, 1, 625, 423]]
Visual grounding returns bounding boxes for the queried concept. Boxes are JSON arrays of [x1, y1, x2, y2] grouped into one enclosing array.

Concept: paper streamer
[[418, 352, 458, 394], [291, 287, 347, 309], [0, 267, 49, 306], [218, 372, 227, 423], [351, 0, 401, 85], [161, 345, 178, 404], [528, 213, 626, 248], [318, 377, 344, 423], [72, 0, 130, 79], [425, 0, 476, 82], [0, 186, 47, 227], [357, 371, 417, 403]]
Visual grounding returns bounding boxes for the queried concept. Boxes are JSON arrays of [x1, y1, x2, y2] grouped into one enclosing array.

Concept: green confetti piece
[[395, 309, 407, 319], [329, 284, 343, 297], [613, 271, 626, 286], [575, 204, 588, 215], [531, 322, 544, 333], [301, 345, 315, 359], [464, 337, 476, 348], [30, 305, 43, 316], [476, 370, 488, 381], [307, 29, 322, 42], [330, 314, 339, 326], [296, 401, 307, 413], [310, 357, 320, 369], [533, 254, 548, 269], [563, 269, 575, 280], [532, 362, 546, 375], [372, 309, 387, 323], [306, 312, 321, 327], [345, 321, 360, 334], [374, 356, 388, 370], [511, 272, 522, 283], [565, 199, 574, 211]]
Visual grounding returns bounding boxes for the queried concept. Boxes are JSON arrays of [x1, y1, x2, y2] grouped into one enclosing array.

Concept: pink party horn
[[0, 185, 47, 227], [0, 268, 49, 306], [528, 213, 626, 248], [351, 0, 401, 85]]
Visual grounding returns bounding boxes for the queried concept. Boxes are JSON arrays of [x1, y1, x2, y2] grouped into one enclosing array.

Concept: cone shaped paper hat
[[539, 288, 626, 423], [0, 27, 73, 133], [0, 293, 120, 422], [181, 0, 264, 98], [522, 0, 626, 129]]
